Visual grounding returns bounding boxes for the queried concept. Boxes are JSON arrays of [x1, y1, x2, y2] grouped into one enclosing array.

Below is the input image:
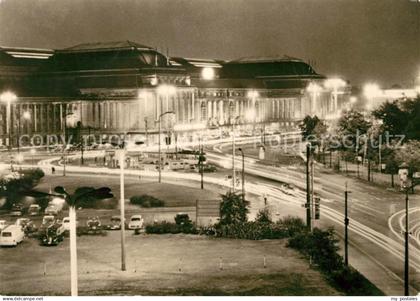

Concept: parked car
[[28, 204, 41, 216], [0, 225, 25, 246], [15, 218, 37, 233], [107, 215, 124, 230], [128, 215, 144, 230], [0, 220, 7, 231], [39, 223, 64, 246], [42, 215, 56, 226], [45, 205, 59, 216], [62, 217, 79, 232], [10, 204, 23, 216]]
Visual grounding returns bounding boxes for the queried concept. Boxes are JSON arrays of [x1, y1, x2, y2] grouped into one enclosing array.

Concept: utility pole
[[344, 182, 350, 266], [306, 143, 311, 231], [404, 187, 409, 296]]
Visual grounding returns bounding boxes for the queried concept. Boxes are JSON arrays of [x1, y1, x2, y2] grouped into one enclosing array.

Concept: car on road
[[28, 204, 41, 216], [0, 225, 25, 247], [0, 220, 7, 231], [15, 218, 37, 235], [128, 215, 144, 230]]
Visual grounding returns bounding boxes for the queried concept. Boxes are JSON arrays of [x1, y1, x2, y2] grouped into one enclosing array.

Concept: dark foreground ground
[[0, 232, 340, 296]]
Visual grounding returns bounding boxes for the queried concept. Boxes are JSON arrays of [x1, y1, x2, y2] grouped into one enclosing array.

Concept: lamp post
[[0, 91, 17, 150], [238, 148, 245, 202], [157, 111, 175, 183], [398, 163, 420, 296], [231, 116, 240, 192], [62, 112, 73, 177], [17, 110, 31, 153]]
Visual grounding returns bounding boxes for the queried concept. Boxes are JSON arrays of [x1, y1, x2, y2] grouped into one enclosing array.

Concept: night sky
[[0, 0, 419, 87]]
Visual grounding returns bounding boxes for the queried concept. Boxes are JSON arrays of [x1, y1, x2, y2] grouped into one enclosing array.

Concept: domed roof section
[[222, 55, 322, 79], [46, 40, 170, 71]]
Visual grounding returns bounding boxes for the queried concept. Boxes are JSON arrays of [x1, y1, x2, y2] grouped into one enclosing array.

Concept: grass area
[[35, 173, 221, 207], [0, 233, 340, 296]]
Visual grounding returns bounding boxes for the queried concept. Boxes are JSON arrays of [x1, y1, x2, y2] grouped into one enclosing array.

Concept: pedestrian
[[51, 167, 55, 174]]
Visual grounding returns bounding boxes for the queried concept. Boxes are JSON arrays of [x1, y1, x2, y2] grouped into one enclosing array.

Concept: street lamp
[[238, 148, 245, 202], [398, 162, 420, 296], [0, 91, 17, 149], [62, 112, 74, 177], [157, 111, 175, 183], [231, 116, 240, 192]]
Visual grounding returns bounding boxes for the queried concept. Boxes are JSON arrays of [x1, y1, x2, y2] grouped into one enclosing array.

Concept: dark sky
[[0, 0, 419, 87]]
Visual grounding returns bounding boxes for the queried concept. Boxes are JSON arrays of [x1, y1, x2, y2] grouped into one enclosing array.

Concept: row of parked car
[[0, 214, 145, 247]]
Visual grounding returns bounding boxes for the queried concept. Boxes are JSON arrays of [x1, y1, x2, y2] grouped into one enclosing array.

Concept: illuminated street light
[[201, 67, 215, 80]]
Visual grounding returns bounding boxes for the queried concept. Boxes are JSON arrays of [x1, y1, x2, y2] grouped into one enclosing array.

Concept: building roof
[[58, 40, 154, 53]]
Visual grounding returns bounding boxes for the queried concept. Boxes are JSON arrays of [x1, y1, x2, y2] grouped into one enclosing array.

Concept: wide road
[[207, 139, 420, 295]]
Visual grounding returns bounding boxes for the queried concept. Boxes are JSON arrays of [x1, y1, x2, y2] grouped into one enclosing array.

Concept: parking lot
[[0, 232, 339, 296]]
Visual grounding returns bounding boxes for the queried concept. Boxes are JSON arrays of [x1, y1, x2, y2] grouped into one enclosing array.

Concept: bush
[[146, 221, 180, 234], [288, 227, 342, 272], [130, 195, 165, 207]]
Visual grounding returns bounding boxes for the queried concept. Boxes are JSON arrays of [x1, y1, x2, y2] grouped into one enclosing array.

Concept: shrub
[[130, 195, 165, 207], [145, 214, 197, 234], [219, 192, 249, 226], [288, 227, 342, 272], [146, 221, 180, 234], [276, 216, 307, 237]]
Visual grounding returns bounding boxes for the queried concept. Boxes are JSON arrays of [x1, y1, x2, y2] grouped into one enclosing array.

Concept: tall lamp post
[[157, 111, 175, 183], [238, 148, 245, 202], [0, 91, 17, 150], [398, 163, 420, 296], [62, 112, 73, 176]]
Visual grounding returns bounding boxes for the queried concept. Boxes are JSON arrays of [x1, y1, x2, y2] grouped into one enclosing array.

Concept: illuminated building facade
[[0, 41, 351, 146]]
